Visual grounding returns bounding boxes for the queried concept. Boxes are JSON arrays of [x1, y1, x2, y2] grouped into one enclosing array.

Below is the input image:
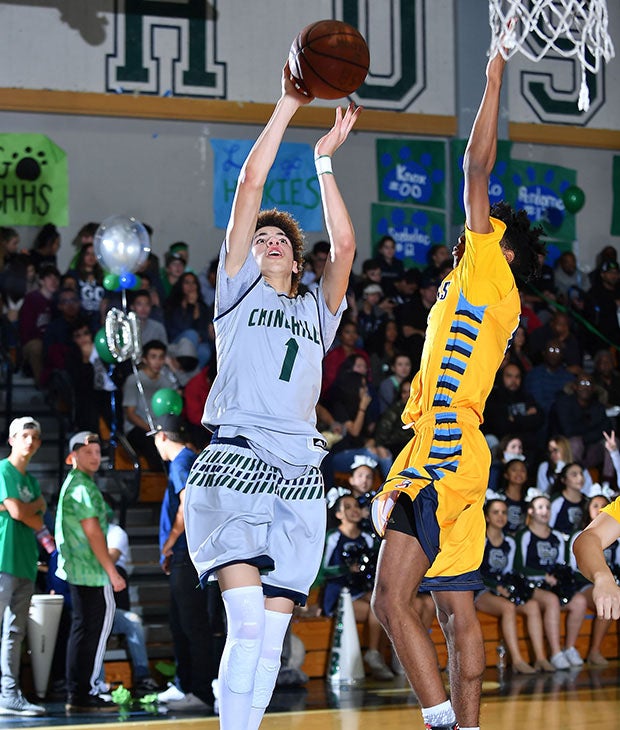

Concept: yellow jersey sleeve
[[461, 217, 514, 307], [601, 496, 620, 524]]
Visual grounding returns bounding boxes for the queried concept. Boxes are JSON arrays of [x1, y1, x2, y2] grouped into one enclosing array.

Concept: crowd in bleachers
[[2, 222, 620, 682]]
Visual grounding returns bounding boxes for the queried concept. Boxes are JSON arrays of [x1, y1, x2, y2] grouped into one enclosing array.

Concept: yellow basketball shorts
[[371, 408, 489, 589]]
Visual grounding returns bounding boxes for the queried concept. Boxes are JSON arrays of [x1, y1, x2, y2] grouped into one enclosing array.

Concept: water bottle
[[496, 642, 506, 671]]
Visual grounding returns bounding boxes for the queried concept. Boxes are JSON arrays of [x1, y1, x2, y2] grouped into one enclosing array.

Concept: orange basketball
[[288, 20, 370, 100]]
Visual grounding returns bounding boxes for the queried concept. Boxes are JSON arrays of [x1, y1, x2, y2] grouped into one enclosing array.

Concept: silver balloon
[[94, 215, 150, 275], [105, 308, 142, 364]]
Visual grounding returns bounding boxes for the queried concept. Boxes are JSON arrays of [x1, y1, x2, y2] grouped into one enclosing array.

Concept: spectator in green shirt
[[55, 431, 126, 713]]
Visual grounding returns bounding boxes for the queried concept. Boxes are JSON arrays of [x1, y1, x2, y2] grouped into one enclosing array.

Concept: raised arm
[[463, 51, 506, 235], [315, 103, 362, 313], [225, 65, 312, 277], [573, 512, 620, 619]]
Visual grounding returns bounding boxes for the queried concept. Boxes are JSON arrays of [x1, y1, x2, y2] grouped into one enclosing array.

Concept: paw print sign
[[0, 133, 68, 226]]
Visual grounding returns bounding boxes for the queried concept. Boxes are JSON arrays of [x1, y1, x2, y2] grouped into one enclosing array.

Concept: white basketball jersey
[[203, 243, 345, 472]]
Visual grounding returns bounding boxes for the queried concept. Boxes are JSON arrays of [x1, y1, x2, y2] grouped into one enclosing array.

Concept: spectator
[[322, 320, 370, 397], [322, 495, 393, 680], [377, 353, 412, 414], [153, 415, 217, 712], [65, 321, 116, 432], [356, 284, 389, 346], [536, 435, 573, 494], [41, 288, 88, 386], [394, 272, 438, 371], [300, 240, 330, 293], [553, 251, 589, 304], [130, 289, 168, 345], [18, 263, 60, 384], [514, 491, 588, 670], [487, 433, 527, 493], [65, 243, 105, 331], [160, 250, 186, 300], [122, 340, 175, 470], [164, 272, 213, 369], [584, 260, 620, 355], [390, 268, 419, 307], [551, 373, 612, 477], [483, 362, 544, 454], [29, 223, 60, 273], [374, 235, 404, 296], [166, 241, 190, 267], [0, 226, 20, 271], [352, 257, 384, 301], [55, 431, 126, 712], [498, 458, 529, 535], [591, 349, 620, 408], [475, 498, 552, 673], [529, 311, 582, 374], [422, 243, 451, 280], [198, 257, 218, 308], [367, 319, 401, 387], [524, 338, 575, 435], [68, 222, 99, 269], [0, 417, 48, 716], [505, 325, 534, 373], [549, 462, 588, 536]]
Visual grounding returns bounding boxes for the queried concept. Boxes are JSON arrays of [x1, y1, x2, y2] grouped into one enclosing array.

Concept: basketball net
[[489, 0, 615, 111]]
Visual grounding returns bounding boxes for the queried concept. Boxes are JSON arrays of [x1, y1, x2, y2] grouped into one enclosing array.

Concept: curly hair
[[490, 201, 545, 283], [255, 208, 305, 296]]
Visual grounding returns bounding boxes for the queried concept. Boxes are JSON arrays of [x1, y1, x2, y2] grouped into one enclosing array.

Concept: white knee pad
[[221, 586, 265, 695], [252, 610, 292, 710]]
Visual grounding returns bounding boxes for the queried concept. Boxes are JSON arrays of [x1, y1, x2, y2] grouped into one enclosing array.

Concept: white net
[[489, 0, 615, 111]]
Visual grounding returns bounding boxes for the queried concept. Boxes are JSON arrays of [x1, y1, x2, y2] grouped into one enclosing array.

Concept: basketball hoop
[[489, 0, 615, 111]]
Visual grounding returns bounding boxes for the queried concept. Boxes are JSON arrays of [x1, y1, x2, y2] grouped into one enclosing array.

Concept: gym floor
[[6, 661, 619, 729]]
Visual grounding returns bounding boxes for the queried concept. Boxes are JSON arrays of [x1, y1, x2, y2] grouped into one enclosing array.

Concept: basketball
[[288, 20, 370, 100]]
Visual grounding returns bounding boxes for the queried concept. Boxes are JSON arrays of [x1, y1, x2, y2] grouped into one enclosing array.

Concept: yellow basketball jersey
[[402, 217, 520, 426]]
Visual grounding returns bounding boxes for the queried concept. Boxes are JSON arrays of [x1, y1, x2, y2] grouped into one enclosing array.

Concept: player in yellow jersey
[[573, 495, 620, 620], [370, 45, 545, 730]]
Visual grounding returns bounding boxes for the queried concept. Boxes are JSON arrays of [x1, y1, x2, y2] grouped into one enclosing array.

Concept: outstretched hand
[[282, 62, 314, 105], [315, 102, 362, 158]]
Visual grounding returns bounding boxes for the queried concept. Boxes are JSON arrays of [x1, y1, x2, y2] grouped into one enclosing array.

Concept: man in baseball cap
[[56, 430, 125, 712], [0, 416, 47, 716]]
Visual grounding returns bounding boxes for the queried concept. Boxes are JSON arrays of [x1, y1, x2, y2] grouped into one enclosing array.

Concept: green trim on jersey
[[55, 468, 109, 587], [0, 458, 41, 581]]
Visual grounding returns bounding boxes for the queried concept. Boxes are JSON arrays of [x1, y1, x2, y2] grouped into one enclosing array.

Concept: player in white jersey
[[183, 62, 360, 729]]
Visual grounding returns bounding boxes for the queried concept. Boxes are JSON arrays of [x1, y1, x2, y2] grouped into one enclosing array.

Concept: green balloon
[[563, 185, 585, 214], [130, 275, 142, 291], [103, 272, 121, 291], [94, 328, 115, 364], [151, 388, 183, 417]]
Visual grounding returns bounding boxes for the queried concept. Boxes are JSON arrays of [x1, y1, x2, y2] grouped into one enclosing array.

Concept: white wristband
[[315, 155, 333, 176]]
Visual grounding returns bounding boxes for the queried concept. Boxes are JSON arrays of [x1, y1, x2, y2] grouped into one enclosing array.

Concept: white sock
[[247, 610, 292, 730], [422, 699, 456, 727], [218, 586, 265, 730]]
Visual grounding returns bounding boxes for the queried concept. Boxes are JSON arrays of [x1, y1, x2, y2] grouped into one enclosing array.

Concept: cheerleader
[[549, 462, 588, 536], [568, 484, 619, 665], [514, 490, 588, 669], [476, 499, 554, 672], [500, 459, 529, 535]]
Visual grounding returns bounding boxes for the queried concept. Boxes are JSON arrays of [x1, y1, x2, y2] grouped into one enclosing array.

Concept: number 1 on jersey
[[279, 338, 299, 382]]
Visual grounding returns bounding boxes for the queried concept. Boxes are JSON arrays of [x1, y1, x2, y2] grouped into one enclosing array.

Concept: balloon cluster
[[94, 215, 151, 293], [92, 215, 150, 364]]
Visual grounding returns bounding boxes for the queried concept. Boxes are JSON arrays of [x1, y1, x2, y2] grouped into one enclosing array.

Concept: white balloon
[[94, 215, 150, 275]]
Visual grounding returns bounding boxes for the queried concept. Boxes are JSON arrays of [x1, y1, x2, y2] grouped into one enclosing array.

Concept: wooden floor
[[10, 661, 619, 729]]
